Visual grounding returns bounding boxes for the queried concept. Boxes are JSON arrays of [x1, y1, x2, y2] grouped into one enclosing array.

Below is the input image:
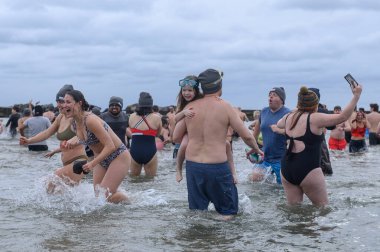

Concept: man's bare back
[[175, 94, 261, 164]]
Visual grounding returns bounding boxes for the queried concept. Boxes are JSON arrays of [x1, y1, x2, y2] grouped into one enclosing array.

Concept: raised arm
[[20, 114, 62, 145], [314, 85, 362, 128]]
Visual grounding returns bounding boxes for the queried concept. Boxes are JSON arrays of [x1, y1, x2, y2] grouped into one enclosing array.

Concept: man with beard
[[100, 96, 131, 148]]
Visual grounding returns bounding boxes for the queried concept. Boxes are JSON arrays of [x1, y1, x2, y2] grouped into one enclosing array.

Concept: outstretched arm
[[314, 85, 362, 128], [20, 114, 62, 145]]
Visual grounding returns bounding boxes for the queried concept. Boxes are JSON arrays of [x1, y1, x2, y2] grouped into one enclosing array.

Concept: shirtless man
[[328, 106, 351, 150], [366, 103, 380, 145], [237, 107, 249, 122], [43, 105, 56, 123], [173, 69, 262, 220]]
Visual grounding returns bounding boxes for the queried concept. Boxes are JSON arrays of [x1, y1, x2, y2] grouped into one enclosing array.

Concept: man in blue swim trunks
[[173, 69, 263, 220], [251, 87, 291, 184]]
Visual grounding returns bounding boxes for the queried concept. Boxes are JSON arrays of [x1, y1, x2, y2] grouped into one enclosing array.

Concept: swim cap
[[297, 86, 319, 111], [56, 84, 74, 101], [109, 96, 123, 108], [198, 69, 223, 94], [138, 92, 153, 108], [269, 87, 286, 104]]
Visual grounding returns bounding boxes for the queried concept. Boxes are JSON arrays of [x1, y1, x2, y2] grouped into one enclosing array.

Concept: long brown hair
[[176, 75, 203, 113]]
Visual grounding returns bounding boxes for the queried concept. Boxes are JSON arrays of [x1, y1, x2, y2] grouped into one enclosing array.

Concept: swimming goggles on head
[[179, 78, 199, 88]]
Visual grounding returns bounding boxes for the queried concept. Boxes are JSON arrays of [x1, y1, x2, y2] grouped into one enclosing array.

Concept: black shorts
[[28, 145, 48, 151]]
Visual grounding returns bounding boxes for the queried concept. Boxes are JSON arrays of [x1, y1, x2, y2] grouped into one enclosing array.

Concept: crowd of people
[[3, 69, 378, 219]]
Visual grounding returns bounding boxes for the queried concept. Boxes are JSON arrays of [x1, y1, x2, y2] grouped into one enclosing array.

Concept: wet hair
[[176, 75, 203, 113], [356, 111, 365, 118], [161, 116, 168, 126], [12, 105, 20, 113], [370, 103, 379, 112], [136, 106, 152, 116], [47, 104, 55, 112], [152, 105, 159, 113], [66, 90, 90, 111]]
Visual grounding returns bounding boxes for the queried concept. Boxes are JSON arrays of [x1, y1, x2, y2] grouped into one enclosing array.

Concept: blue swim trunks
[[255, 160, 282, 184], [185, 160, 238, 215]]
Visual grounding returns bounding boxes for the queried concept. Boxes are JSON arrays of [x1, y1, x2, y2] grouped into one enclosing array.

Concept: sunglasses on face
[[179, 79, 199, 88]]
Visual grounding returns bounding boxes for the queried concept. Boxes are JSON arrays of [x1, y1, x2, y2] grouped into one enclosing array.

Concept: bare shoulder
[[86, 113, 103, 127], [151, 113, 162, 122]]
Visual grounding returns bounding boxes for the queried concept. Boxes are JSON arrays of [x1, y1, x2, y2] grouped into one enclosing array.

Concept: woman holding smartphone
[[277, 84, 362, 206]]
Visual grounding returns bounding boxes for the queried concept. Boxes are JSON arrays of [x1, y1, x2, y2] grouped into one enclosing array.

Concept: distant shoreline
[[0, 105, 259, 121]]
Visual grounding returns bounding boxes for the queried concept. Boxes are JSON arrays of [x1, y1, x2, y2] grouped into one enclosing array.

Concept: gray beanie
[[138, 92, 153, 108], [269, 87, 286, 104], [109, 96, 123, 108], [56, 84, 74, 101], [198, 69, 223, 94]]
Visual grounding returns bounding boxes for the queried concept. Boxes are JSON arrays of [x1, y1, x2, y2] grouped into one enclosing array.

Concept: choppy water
[[0, 122, 379, 252]]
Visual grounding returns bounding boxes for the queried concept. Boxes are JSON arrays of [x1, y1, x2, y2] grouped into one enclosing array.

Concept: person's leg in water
[[176, 134, 188, 182], [225, 141, 237, 184], [93, 151, 130, 204], [46, 162, 86, 194], [173, 143, 180, 159]]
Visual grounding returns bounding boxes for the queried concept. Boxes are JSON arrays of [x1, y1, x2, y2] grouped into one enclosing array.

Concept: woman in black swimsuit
[[277, 85, 362, 206]]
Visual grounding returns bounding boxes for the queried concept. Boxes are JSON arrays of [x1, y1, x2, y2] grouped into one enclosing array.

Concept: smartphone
[[344, 73, 359, 92]]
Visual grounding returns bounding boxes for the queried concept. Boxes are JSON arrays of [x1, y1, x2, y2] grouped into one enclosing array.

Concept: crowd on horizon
[[1, 69, 379, 220]]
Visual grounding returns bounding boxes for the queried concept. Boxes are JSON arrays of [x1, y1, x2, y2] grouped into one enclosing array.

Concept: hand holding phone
[[344, 73, 359, 92]]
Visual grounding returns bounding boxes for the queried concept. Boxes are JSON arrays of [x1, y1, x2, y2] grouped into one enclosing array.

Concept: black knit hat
[[109, 96, 123, 108], [198, 69, 223, 94], [56, 84, 74, 101], [138, 92, 153, 108]]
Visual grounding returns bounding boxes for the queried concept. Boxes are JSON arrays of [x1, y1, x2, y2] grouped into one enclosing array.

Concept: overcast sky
[[1, 0, 379, 111]]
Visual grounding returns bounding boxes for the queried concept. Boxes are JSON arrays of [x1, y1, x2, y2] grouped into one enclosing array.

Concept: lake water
[[0, 122, 379, 252]]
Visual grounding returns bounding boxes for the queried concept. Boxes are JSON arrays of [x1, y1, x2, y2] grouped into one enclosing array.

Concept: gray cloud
[[0, 0, 379, 111]]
